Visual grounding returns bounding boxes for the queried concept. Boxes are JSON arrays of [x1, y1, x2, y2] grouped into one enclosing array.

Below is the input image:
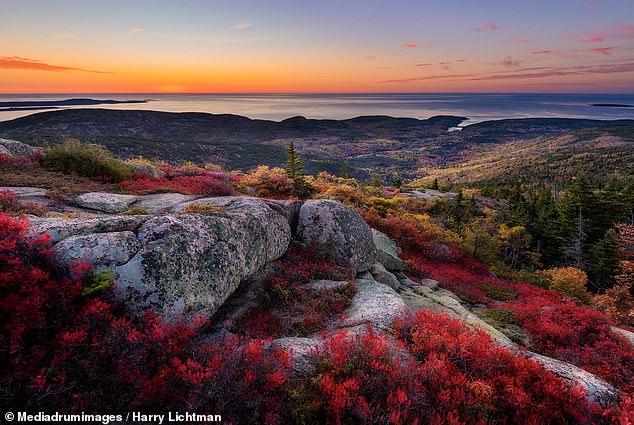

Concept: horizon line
[[2, 91, 634, 96]]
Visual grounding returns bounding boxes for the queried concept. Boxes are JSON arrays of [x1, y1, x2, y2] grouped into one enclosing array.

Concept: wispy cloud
[[473, 22, 503, 32], [416, 62, 451, 71], [566, 24, 634, 44], [0, 56, 111, 73], [402, 43, 418, 48], [568, 31, 605, 43], [589, 46, 618, 55], [232, 21, 253, 30], [530, 46, 620, 57], [367, 55, 376, 61], [128, 27, 144, 34], [379, 62, 634, 83], [468, 62, 634, 80]]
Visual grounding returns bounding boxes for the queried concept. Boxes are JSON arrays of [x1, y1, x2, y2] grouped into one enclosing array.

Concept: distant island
[[0, 98, 149, 112], [591, 103, 633, 108]]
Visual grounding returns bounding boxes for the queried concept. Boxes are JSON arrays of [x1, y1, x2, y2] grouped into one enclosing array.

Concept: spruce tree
[[285, 142, 314, 199], [285, 142, 303, 180]]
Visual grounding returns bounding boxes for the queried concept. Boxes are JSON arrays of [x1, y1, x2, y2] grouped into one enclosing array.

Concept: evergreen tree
[[285, 142, 314, 199], [340, 161, 351, 179], [285, 142, 303, 180], [588, 230, 621, 292]]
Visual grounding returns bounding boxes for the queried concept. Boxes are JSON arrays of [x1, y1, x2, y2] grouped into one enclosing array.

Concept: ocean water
[[1, 93, 634, 125]]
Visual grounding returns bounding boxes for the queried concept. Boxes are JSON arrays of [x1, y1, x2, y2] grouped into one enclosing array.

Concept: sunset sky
[[2, 0, 634, 93]]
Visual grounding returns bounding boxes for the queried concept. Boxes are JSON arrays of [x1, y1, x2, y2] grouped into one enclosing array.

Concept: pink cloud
[[379, 62, 634, 84], [0, 56, 109, 73], [568, 31, 606, 43], [566, 24, 634, 44], [530, 50, 558, 55], [402, 43, 418, 48], [473, 22, 503, 32], [367, 55, 376, 61], [589, 46, 617, 55]]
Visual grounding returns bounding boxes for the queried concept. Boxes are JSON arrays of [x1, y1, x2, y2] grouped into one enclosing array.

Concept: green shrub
[[477, 308, 518, 328], [478, 281, 518, 301], [83, 269, 114, 298], [41, 140, 131, 183]]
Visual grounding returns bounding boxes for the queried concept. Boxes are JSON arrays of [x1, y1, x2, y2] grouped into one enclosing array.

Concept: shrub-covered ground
[[2, 140, 634, 423]]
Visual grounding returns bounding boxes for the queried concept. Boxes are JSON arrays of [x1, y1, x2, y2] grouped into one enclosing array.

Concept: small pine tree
[[431, 178, 439, 191], [285, 142, 303, 180], [285, 142, 314, 199], [340, 161, 351, 179]]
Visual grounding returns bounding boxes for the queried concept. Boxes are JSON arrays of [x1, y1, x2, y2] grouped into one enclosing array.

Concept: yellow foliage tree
[[542, 267, 593, 305]]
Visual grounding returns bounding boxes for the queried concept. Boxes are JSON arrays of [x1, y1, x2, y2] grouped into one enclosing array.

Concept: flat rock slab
[[526, 351, 620, 407], [131, 193, 199, 213], [398, 277, 515, 349], [29, 215, 148, 243], [340, 278, 408, 331], [74, 192, 139, 213], [1, 186, 48, 198]]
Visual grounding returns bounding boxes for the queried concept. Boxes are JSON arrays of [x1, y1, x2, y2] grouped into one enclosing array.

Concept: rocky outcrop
[[526, 352, 620, 407], [397, 275, 516, 349], [53, 231, 141, 269], [369, 262, 400, 290], [124, 161, 164, 178], [74, 192, 139, 214], [0, 138, 40, 158], [341, 278, 408, 330], [372, 229, 404, 271], [131, 193, 199, 213], [29, 215, 147, 243], [297, 200, 376, 273], [394, 275, 620, 405], [114, 202, 291, 320], [612, 326, 634, 347]]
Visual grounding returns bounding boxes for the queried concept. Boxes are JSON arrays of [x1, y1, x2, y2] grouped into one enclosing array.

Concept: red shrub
[[0, 189, 19, 212], [0, 153, 33, 166], [0, 213, 291, 421], [306, 312, 598, 424], [405, 247, 634, 395], [121, 168, 237, 196], [234, 244, 356, 338]]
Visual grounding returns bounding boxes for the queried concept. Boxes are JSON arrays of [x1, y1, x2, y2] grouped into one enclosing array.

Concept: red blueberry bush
[[121, 165, 238, 195], [0, 213, 290, 421], [233, 244, 356, 338], [404, 248, 634, 395], [306, 312, 599, 425]]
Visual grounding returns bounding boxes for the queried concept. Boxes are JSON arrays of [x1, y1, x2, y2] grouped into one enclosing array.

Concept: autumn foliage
[[404, 247, 634, 395], [121, 164, 237, 195], [0, 213, 290, 421]]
